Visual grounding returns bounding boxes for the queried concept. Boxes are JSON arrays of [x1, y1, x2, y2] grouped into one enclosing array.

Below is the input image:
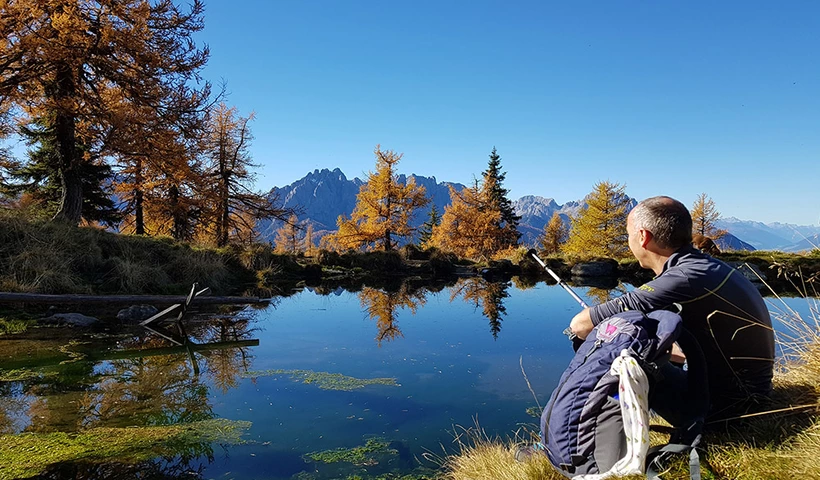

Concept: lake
[[0, 278, 815, 479]]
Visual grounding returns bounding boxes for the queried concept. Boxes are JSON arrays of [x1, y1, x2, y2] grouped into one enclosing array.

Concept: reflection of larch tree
[[195, 315, 258, 394], [359, 285, 428, 345], [79, 337, 214, 427], [451, 278, 511, 339], [584, 283, 628, 305]]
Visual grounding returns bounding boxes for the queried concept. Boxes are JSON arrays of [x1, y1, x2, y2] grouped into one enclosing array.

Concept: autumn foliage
[[325, 146, 429, 251], [562, 181, 631, 259]]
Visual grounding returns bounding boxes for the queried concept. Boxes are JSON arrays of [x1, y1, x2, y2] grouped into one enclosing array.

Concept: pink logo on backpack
[[596, 317, 629, 343]]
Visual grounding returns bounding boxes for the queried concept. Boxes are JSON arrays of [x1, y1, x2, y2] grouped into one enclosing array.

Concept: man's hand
[[569, 308, 594, 340], [670, 342, 687, 364]]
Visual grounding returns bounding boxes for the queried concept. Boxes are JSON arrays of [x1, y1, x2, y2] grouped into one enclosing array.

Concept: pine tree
[[0, 0, 212, 224], [417, 204, 441, 248], [2, 116, 119, 226], [482, 147, 521, 246], [691, 193, 726, 239], [327, 145, 429, 251], [562, 181, 631, 259], [540, 212, 568, 254]]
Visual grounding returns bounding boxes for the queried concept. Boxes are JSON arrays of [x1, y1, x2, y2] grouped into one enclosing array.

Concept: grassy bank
[[0, 214, 816, 300]]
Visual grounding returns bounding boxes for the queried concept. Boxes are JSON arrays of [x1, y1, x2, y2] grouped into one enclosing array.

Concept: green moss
[[243, 369, 399, 391], [305, 438, 396, 466], [0, 419, 250, 479]]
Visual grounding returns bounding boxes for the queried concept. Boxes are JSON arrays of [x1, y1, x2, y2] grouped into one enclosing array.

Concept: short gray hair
[[630, 196, 692, 249]]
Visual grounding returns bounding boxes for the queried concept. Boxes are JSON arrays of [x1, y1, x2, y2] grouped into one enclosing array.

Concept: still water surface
[[1, 279, 815, 479]]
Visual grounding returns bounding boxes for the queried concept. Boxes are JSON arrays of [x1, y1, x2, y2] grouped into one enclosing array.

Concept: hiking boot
[[514, 442, 547, 462]]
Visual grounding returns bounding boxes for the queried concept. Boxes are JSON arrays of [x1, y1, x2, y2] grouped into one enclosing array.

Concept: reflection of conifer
[[451, 278, 510, 339]]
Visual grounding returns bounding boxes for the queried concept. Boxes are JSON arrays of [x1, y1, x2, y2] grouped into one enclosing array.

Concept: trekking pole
[[527, 249, 588, 346], [527, 249, 588, 308]]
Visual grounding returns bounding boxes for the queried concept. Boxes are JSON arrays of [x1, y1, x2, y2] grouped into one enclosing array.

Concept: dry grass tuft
[[437, 425, 566, 480]]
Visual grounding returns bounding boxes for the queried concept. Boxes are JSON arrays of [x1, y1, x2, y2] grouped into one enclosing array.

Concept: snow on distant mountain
[[716, 217, 820, 251], [781, 233, 820, 253]]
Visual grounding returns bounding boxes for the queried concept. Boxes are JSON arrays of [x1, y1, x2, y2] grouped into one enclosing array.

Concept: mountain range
[[259, 168, 820, 252]]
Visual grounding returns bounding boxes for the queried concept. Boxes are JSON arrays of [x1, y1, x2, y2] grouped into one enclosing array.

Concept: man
[[569, 196, 774, 426]]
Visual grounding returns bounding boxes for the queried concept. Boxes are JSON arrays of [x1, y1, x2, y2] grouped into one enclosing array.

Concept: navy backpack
[[539, 309, 691, 477]]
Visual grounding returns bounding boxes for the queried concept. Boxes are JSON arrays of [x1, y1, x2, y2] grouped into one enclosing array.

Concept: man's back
[[589, 246, 774, 415]]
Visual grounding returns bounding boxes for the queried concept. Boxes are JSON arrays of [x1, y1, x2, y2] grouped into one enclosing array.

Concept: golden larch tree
[[274, 215, 301, 254], [429, 182, 503, 259], [0, 0, 212, 224], [327, 145, 429, 251], [303, 223, 316, 256], [691, 193, 727, 239], [540, 212, 568, 254], [562, 181, 631, 259]]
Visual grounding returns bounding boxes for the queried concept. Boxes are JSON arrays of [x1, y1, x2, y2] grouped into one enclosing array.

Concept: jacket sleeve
[[589, 269, 694, 325]]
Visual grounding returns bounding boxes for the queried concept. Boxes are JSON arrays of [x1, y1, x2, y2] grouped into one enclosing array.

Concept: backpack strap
[[646, 429, 702, 480]]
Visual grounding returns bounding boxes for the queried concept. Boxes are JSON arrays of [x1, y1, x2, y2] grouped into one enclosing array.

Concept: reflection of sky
[[208, 283, 584, 479], [206, 283, 819, 479]]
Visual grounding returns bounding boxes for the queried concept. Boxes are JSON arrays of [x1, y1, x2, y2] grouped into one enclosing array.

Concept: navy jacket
[[589, 246, 774, 412]]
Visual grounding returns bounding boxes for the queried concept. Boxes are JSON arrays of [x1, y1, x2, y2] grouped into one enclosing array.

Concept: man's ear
[[640, 229, 652, 248]]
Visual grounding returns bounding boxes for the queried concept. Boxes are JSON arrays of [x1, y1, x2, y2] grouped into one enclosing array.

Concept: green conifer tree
[[1, 117, 120, 226], [418, 204, 441, 247], [482, 147, 521, 246]]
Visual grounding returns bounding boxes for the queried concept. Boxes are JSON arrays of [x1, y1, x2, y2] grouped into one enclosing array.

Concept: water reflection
[[358, 285, 428, 345], [0, 308, 259, 477], [450, 278, 511, 339]]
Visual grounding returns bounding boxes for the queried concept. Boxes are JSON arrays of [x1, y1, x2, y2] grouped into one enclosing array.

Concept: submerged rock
[[41, 313, 98, 327], [116, 305, 159, 324]]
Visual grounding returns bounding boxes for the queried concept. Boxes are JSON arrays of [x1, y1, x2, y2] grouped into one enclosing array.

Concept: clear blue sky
[[196, 0, 819, 225]]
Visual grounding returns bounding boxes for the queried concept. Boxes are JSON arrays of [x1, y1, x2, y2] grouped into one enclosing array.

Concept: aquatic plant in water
[[304, 438, 397, 466], [0, 418, 251, 479], [242, 368, 399, 391]]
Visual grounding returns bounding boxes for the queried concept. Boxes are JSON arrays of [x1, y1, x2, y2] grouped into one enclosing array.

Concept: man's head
[[627, 196, 692, 271]]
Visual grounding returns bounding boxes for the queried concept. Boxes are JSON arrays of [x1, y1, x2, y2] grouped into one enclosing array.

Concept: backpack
[[539, 309, 689, 478]]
